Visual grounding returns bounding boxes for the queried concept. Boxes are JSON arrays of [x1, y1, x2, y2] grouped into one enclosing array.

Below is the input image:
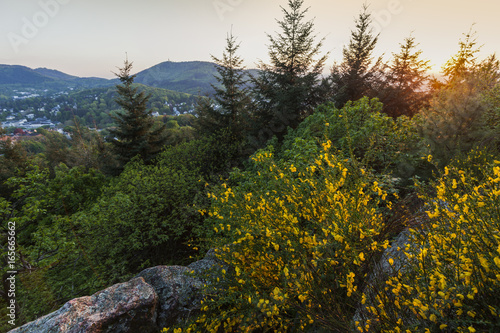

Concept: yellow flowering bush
[[174, 137, 393, 332], [360, 152, 500, 332]]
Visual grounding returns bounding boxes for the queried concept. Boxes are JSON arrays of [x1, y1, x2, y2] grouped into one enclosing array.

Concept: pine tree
[[442, 28, 481, 83], [251, 0, 330, 143], [419, 31, 500, 165], [331, 4, 382, 107], [195, 32, 251, 140], [379, 35, 432, 117], [109, 59, 166, 168]]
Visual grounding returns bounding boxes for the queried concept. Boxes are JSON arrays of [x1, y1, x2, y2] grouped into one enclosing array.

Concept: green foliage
[[70, 131, 244, 286], [109, 59, 167, 169], [442, 28, 481, 83], [378, 35, 432, 118], [72, 157, 204, 284], [0, 137, 29, 198], [281, 97, 428, 181], [195, 32, 251, 141], [251, 0, 330, 143], [418, 50, 500, 167], [0, 164, 108, 327], [331, 5, 382, 107]]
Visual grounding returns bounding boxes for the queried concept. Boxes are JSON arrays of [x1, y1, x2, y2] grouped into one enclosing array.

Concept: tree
[[251, 0, 330, 143], [331, 4, 382, 107], [195, 32, 251, 141], [442, 28, 481, 83], [109, 59, 166, 169], [418, 31, 500, 166], [379, 35, 432, 118]]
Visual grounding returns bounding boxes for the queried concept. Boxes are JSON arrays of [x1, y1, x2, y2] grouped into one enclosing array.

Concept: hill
[[0, 64, 114, 90], [0, 61, 259, 96], [0, 64, 56, 85], [134, 61, 220, 95]]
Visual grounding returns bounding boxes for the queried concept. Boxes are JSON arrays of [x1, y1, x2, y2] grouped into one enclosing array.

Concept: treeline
[[1, 0, 500, 331]]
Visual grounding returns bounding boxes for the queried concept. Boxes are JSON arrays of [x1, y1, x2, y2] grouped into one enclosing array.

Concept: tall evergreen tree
[[251, 0, 330, 143], [195, 32, 251, 140], [379, 35, 432, 118], [109, 59, 166, 168], [442, 28, 481, 83], [419, 31, 500, 165], [331, 4, 382, 107]]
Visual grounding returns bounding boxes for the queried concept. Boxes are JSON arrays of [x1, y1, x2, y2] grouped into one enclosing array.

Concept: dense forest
[[1, 0, 500, 332]]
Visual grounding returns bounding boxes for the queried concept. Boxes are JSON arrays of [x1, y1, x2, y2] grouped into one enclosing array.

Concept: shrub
[[281, 97, 427, 183], [175, 136, 393, 332], [360, 151, 500, 332]]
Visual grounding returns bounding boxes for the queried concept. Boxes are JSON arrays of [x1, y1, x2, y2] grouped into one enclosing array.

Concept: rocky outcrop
[[9, 251, 223, 333], [9, 277, 158, 333]]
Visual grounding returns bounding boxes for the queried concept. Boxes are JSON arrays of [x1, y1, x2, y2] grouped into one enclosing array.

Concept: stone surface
[[8, 250, 223, 333], [135, 266, 203, 329], [136, 250, 225, 329], [9, 277, 158, 333]]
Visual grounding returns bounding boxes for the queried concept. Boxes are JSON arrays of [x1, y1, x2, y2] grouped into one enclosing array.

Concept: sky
[[0, 0, 499, 79]]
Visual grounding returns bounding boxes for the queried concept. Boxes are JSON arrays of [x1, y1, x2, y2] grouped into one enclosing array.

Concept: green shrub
[[281, 97, 428, 183]]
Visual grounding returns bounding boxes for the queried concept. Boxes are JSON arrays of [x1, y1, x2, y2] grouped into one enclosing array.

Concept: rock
[[8, 250, 225, 333], [136, 250, 225, 329], [135, 266, 202, 329], [9, 277, 158, 333]]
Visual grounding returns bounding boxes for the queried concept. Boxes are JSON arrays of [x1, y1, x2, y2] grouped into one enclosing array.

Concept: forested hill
[[134, 61, 220, 95], [134, 60, 259, 95], [0, 64, 113, 88], [0, 61, 259, 96]]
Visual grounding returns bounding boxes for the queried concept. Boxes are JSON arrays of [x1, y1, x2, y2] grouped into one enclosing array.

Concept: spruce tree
[[195, 32, 251, 140], [379, 35, 431, 117], [251, 0, 330, 143], [419, 31, 500, 165], [109, 59, 166, 168], [442, 28, 481, 83], [331, 4, 382, 107]]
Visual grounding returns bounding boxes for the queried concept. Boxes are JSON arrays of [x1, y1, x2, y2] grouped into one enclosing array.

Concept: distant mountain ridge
[[0, 64, 113, 87], [0, 61, 258, 95]]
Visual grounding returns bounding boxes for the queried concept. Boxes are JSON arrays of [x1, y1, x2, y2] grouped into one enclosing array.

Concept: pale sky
[[1, 0, 499, 79]]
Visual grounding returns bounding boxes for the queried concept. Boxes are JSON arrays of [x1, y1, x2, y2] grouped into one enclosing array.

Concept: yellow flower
[[494, 257, 500, 268]]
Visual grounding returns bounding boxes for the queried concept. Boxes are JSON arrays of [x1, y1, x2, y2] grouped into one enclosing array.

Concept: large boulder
[[8, 250, 224, 333], [9, 277, 158, 333], [136, 249, 225, 329]]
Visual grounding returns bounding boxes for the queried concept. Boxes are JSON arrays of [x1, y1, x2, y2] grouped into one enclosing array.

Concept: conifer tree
[[331, 4, 382, 107], [442, 28, 481, 83], [379, 35, 432, 117], [196, 32, 251, 140], [419, 30, 500, 165], [251, 0, 330, 143], [109, 59, 166, 168]]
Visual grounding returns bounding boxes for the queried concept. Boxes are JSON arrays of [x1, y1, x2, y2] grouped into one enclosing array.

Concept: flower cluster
[[176, 138, 392, 332], [359, 152, 500, 332]]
